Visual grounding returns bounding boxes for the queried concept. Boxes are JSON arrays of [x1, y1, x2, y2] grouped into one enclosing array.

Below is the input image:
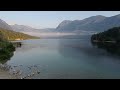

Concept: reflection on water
[[0, 42, 41, 79], [58, 39, 90, 59], [2, 38, 120, 79], [58, 38, 110, 59], [91, 41, 120, 56], [56, 38, 120, 79], [15, 44, 40, 53]]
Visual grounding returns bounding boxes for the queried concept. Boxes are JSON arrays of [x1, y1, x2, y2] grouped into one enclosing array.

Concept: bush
[[0, 41, 15, 63]]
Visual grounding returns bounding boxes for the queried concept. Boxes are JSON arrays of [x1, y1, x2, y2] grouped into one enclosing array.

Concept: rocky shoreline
[[0, 64, 41, 79]]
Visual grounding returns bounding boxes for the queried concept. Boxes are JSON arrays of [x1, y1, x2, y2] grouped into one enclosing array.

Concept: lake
[[2, 36, 120, 79]]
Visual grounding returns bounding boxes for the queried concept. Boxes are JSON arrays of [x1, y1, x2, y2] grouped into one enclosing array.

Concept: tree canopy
[[91, 27, 120, 43]]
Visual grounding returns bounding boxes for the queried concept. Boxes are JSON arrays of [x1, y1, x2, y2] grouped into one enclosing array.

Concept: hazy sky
[[0, 11, 120, 29]]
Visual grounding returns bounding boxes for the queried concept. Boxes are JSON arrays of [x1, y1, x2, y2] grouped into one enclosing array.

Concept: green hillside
[[0, 32, 15, 62], [91, 27, 120, 43], [0, 28, 40, 41], [91, 26, 120, 55]]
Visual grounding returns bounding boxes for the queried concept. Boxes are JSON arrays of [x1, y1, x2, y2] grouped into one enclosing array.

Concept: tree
[[0, 31, 5, 41]]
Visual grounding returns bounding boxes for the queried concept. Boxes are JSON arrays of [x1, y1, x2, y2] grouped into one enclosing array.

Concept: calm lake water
[[4, 36, 120, 79]]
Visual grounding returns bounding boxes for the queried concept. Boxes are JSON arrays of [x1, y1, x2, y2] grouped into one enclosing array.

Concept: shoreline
[[0, 69, 15, 79], [92, 40, 116, 43]]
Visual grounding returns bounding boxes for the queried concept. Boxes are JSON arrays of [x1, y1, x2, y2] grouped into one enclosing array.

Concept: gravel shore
[[0, 69, 15, 79]]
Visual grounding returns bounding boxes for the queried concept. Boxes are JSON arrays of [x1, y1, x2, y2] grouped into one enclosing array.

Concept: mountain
[[0, 19, 13, 30], [7, 14, 120, 36], [11, 24, 55, 33], [56, 20, 72, 29], [11, 24, 39, 32], [37, 28, 55, 33], [0, 19, 39, 40], [56, 14, 120, 33]]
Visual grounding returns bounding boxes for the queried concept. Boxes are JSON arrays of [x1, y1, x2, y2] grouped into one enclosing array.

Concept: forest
[[91, 27, 120, 43]]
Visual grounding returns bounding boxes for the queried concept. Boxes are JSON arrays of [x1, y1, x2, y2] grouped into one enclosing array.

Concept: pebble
[[0, 64, 41, 79], [37, 71, 40, 74], [13, 66, 17, 67], [32, 73, 35, 75]]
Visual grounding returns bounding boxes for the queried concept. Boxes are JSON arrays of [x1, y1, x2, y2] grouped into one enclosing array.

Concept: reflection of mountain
[[91, 42, 120, 56], [57, 36, 92, 58], [58, 36, 117, 59], [15, 43, 46, 52]]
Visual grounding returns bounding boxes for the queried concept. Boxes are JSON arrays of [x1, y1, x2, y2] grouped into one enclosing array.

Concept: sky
[[0, 11, 120, 29]]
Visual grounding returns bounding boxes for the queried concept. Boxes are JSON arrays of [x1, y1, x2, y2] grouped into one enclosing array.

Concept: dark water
[[2, 36, 120, 79]]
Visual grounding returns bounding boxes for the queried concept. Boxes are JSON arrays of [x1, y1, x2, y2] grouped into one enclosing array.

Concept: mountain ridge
[[11, 24, 55, 33], [0, 19, 13, 30], [56, 14, 120, 33], [1, 14, 120, 36], [0, 19, 39, 40]]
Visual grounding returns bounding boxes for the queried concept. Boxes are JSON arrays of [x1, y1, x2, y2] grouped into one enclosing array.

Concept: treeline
[[0, 28, 40, 62], [0, 32, 15, 62], [91, 27, 120, 43], [0, 28, 39, 41]]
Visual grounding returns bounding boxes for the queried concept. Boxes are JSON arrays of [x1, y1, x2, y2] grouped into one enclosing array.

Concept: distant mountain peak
[[93, 15, 106, 17], [60, 20, 72, 24], [56, 14, 120, 33], [111, 14, 120, 18], [12, 24, 40, 30], [83, 15, 106, 21], [56, 20, 72, 29], [0, 19, 12, 30]]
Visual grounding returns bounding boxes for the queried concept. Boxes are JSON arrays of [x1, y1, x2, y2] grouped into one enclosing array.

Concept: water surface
[[3, 37, 120, 79]]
